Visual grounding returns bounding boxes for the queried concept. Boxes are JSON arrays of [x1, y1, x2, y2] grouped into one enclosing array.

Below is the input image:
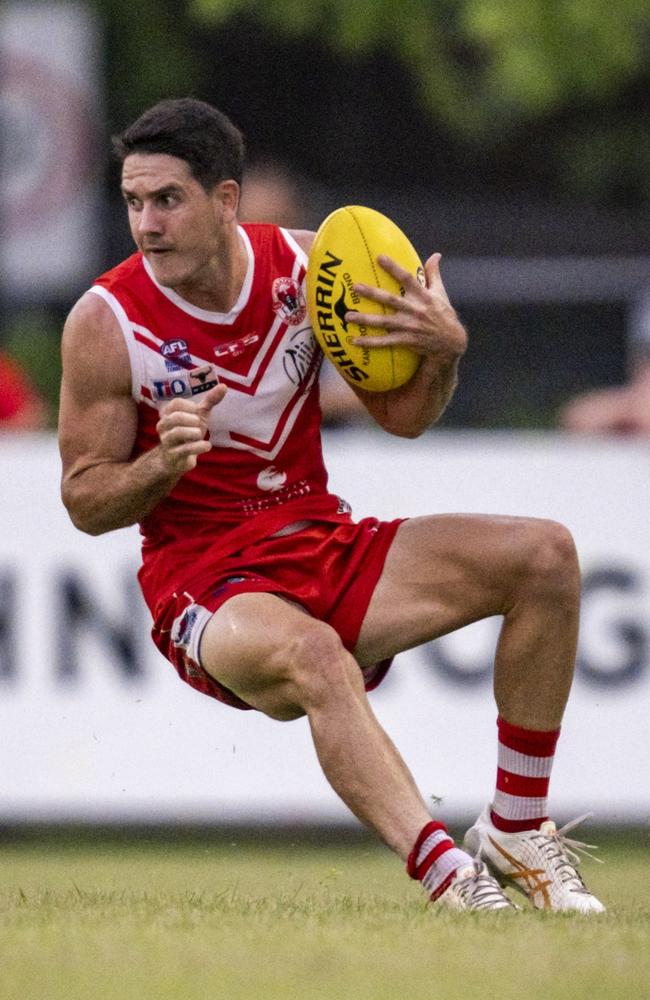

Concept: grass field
[[1, 828, 648, 1000]]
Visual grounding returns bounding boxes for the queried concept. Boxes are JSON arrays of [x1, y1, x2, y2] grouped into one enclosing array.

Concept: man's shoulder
[[62, 288, 129, 366]]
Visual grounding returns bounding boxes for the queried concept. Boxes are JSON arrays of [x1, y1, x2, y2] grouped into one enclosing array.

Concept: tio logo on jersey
[[152, 376, 190, 400]]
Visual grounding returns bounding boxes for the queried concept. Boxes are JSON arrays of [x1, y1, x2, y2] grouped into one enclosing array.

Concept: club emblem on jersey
[[283, 327, 319, 387], [256, 465, 288, 492], [272, 277, 306, 326], [189, 364, 218, 395], [160, 338, 192, 371]]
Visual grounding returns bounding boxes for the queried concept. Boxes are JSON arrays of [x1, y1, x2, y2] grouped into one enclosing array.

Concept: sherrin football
[[306, 206, 423, 392]]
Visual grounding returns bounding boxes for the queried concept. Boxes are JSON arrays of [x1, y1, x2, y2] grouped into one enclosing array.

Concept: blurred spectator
[[239, 161, 304, 229], [0, 351, 47, 430], [239, 161, 368, 427], [558, 290, 650, 437]]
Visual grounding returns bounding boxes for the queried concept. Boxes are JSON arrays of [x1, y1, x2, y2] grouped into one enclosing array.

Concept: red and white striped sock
[[491, 715, 560, 833], [407, 820, 474, 900]]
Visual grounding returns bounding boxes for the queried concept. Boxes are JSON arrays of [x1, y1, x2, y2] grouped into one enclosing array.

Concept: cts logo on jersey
[[213, 333, 259, 360], [160, 338, 192, 371], [272, 277, 306, 326], [256, 465, 288, 492]]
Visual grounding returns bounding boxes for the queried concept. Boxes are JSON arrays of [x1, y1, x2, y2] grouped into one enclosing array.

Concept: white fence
[[0, 431, 648, 824]]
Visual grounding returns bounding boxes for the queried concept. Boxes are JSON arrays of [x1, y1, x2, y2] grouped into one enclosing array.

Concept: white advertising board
[[0, 431, 648, 824]]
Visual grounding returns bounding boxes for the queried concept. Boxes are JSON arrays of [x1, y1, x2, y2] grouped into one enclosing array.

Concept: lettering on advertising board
[[0, 562, 646, 692]]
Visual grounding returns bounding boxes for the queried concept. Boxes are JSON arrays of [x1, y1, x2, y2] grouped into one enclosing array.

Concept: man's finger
[[423, 253, 448, 296], [377, 253, 413, 285]]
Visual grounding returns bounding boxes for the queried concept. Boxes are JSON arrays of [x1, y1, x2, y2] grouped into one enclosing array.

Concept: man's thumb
[[197, 382, 227, 413]]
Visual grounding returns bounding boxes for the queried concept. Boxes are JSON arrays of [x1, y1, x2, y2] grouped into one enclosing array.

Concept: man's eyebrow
[[120, 183, 183, 199]]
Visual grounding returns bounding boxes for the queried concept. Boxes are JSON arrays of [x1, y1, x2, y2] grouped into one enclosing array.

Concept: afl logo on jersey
[[272, 277, 306, 326], [160, 338, 192, 371]]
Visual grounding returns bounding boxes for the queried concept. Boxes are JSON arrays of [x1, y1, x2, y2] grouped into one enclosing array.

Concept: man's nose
[[137, 201, 163, 236]]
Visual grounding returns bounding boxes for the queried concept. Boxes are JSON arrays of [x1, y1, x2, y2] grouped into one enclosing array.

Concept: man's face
[[121, 153, 231, 290]]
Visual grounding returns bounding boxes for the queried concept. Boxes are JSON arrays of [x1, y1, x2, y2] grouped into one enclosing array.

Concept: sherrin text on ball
[[306, 206, 423, 392]]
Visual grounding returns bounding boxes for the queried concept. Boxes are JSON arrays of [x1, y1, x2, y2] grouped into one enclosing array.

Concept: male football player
[[59, 98, 604, 912]]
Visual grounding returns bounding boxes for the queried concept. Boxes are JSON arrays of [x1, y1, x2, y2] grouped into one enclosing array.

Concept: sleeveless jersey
[[90, 224, 352, 615]]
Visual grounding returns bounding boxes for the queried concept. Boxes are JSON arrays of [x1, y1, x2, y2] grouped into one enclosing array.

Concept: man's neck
[[172, 227, 249, 313]]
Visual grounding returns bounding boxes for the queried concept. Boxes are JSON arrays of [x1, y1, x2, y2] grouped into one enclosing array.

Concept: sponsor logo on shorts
[[272, 277, 306, 325], [257, 465, 288, 492], [174, 607, 198, 647], [171, 602, 212, 664]]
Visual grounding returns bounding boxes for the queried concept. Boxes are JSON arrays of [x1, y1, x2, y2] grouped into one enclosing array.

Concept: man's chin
[[146, 254, 182, 287]]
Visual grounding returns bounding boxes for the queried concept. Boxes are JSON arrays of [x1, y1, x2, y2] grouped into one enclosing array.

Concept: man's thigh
[[355, 513, 542, 664], [199, 591, 317, 719]]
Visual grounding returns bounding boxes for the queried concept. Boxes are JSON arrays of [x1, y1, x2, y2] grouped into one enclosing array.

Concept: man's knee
[[223, 618, 358, 722], [280, 620, 360, 710], [520, 519, 580, 594]]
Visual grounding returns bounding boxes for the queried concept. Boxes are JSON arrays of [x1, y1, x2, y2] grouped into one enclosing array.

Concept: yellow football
[[306, 205, 423, 392]]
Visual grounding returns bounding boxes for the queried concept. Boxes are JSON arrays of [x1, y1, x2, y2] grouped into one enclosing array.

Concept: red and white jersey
[[90, 224, 351, 613]]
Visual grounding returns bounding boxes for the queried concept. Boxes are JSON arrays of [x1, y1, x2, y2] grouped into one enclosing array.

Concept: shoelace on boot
[[530, 813, 603, 893], [456, 862, 517, 910]]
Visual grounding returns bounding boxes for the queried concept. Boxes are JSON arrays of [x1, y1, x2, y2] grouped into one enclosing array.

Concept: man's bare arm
[[59, 293, 225, 535]]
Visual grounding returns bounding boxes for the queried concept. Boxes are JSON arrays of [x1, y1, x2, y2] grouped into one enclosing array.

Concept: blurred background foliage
[[3, 0, 649, 427], [90, 0, 650, 205], [193, 0, 649, 132]]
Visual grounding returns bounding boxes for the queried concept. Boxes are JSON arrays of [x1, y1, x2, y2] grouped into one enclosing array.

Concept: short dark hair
[[112, 98, 245, 189]]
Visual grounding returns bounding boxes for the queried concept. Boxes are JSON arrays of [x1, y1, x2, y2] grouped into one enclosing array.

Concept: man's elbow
[[61, 486, 108, 536], [376, 415, 434, 439], [63, 503, 104, 536]]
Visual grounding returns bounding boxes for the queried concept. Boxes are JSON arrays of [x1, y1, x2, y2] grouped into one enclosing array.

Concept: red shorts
[[151, 517, 402, 710]]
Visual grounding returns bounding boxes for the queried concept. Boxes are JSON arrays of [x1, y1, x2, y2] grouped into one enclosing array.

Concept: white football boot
[[436, 859, 519, 912], [463, 805, 606, 913]]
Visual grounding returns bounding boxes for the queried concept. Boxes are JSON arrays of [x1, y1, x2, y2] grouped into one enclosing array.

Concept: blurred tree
[[87, 0, 200, 125], [191, 0, 648, 137], [190, 0, 650, 203]]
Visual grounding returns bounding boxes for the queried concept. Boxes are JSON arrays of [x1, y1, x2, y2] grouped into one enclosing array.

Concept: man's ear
[[214, 179, 240, 223]]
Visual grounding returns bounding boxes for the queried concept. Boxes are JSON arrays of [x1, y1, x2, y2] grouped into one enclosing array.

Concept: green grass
[[0, 831, 648, 1000]]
